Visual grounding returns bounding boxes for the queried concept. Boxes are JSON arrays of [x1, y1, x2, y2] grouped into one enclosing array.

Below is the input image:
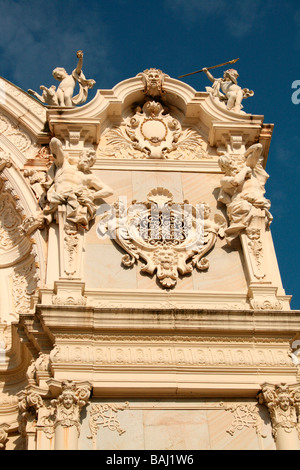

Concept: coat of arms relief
[[98, 187, 226, 288]]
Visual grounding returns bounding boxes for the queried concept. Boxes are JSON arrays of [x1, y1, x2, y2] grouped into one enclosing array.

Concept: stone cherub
[[217, 143, 272, 244], [28, 51, 96, 107], [202, 67, 254, 113]]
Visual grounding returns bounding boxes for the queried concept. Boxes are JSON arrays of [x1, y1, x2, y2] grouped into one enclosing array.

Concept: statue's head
[[218, 154, 239, 176], [278, 393, 291, 412], [52, 67, 68, 81], [59, 381, 78, 409], [223, 69, 239, 84]]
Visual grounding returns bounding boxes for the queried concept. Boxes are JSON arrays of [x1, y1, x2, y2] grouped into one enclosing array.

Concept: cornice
[[0, 77, 48, 143]]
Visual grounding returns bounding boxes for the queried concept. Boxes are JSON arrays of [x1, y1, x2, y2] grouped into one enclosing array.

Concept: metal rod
[[178, 58, 240, 79]]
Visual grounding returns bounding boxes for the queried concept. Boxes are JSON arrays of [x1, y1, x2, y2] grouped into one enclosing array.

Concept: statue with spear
[[178, 59, 254, 113]]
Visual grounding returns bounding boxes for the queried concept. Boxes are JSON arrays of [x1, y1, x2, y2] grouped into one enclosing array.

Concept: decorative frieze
[[49, 335, 291, 370]]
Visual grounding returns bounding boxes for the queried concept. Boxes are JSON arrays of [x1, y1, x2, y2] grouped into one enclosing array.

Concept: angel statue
[[217, 143, 272, 244], [28, 50, 96, 107], [202, 67, 254, 113]]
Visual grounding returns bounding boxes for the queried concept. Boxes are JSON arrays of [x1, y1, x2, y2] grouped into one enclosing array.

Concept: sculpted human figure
[[40, 137, 113, 228], [28, 51, 96, 107], [218, 143, 272, 243], [203, 67, 254, 113]]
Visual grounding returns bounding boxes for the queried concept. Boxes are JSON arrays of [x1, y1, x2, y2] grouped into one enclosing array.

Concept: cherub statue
[[28, 51, 96, 107], [39, 137, 113, 228], [202, 67, 254, 113], [217, 143, 272, 243]]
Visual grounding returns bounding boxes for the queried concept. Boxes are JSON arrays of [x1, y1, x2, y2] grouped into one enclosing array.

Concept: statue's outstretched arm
[[202, 68, 216, 83], [75, 50, 84, 75], [245, 143, 263, 169]]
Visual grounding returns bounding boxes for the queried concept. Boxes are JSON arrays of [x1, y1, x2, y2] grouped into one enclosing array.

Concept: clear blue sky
[[0, 0, 299, 309]]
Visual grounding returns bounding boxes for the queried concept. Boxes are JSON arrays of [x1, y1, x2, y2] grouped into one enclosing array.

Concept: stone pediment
[[44, 69, 273, 169]]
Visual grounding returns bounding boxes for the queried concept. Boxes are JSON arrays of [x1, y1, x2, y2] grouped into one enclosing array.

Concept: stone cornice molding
[[35, 303, 300, 335], [0, 77, 48, 144]]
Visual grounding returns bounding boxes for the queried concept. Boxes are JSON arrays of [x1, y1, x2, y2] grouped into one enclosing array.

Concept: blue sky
[[0, 0, 299, 309]]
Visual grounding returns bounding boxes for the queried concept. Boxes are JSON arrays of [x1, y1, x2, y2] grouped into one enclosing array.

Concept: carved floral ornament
[[97, 187, 226, 288]]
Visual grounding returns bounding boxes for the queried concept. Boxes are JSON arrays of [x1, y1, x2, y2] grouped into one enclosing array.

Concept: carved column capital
[[49, 380, 91, 450], [51, 380, 91, 432], [258, 383, 300, 449], [18, 387, 48, 449]]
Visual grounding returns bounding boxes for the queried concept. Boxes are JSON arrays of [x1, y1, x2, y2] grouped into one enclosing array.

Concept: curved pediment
[[45, 69, 273, 167]]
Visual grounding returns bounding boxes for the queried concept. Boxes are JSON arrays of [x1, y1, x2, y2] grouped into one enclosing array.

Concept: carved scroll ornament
[[98, 187, 226, 288]]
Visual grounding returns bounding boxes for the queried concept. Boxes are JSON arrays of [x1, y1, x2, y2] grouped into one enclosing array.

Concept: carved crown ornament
[[97, 187, 226, 288]]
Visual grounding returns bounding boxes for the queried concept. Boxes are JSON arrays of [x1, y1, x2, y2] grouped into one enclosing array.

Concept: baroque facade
[[0, 58, 299, 450]]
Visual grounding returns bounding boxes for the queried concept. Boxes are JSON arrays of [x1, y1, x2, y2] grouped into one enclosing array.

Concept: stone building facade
[[0, 63, 299, 450]]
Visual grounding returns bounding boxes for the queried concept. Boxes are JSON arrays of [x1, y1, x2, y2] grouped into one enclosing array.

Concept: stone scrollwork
[[98, 187, 226, 288], [18, 390, 46, 439], [221, 402, 266, 444], [88, 402, 129, 450]]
